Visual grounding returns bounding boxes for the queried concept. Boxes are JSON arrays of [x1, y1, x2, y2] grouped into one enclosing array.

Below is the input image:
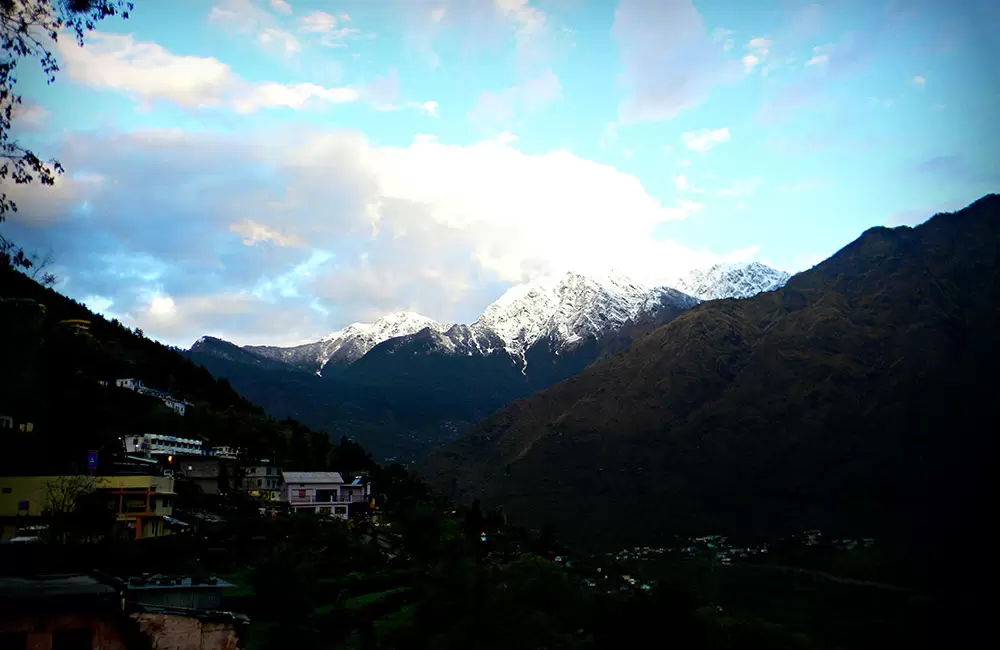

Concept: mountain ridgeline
[[422, 195, 999, 552], [188, 265, 789, 461]]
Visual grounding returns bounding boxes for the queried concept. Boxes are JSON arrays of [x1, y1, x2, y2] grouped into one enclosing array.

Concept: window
[[315, 489, 335, 503], [334, 506, 347, 515], [318, 506, 332, 514], [1, 487, 10, 494], [296, 489, 306, 499]]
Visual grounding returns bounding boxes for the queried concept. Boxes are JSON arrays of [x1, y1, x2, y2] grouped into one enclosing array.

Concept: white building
[[213, 446, 240, 460], [162, 398, 188, 417], [281, 472, 370, 520], [116, 378, 192, 416], [125, 433, 214, 458]]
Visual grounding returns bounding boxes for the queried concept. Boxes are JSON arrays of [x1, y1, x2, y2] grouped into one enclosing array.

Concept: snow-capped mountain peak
[[244, 310, 445, 373], [212, 264, 786, 374], [675, 261, 791, 301], [473, 270, 660, 360]]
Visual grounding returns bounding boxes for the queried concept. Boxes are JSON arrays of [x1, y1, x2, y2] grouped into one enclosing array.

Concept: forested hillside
[[0, 267, 372, 475]]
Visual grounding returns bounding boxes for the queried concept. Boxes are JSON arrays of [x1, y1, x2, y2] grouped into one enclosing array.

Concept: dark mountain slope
[[0, 268, 364, 475], [422, 195, 999, 552], [188, 293, 699, 462]]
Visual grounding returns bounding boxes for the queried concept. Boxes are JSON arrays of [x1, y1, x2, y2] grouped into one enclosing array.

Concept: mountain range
[[421, 195, 999, 552], [188, 262, 789, 461]]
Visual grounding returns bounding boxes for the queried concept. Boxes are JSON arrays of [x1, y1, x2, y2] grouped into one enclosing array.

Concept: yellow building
[[0, 475, 175, 541]]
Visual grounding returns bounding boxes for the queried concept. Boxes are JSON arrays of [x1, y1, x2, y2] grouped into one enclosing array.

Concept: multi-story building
[[0, 475, 176, 541], [281, 472, 370, 520], [125, 433, 214, 458], [105, 475, 176, 540], [237, 465, 283, 501], [180, 457, 223, 495]]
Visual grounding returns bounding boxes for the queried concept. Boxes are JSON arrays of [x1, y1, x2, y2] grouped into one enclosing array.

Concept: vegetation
[[0, 227, 946, 649], [424, 196, 998, 564], [0, 265, 373, 476]]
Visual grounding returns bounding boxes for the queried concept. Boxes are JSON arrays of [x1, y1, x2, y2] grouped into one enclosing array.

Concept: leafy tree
[[1, 0, 132, 267], [42, 474, 114, 542]]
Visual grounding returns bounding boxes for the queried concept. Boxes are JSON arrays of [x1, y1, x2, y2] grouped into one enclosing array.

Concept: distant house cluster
[[115, 378, 192, 416], [0, 414, 34, 433], [120, 437, 371, 522]]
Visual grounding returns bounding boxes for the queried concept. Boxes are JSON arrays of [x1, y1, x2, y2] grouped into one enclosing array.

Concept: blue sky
[[6, 0, 998, 347]]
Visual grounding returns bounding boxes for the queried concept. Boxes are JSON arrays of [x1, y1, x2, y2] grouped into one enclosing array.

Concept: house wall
[[132, 612, 242, 650], [285, 481, 369, 519], [0, 613, 130, 650]]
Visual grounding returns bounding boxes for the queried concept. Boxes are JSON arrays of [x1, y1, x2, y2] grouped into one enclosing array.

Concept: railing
[[288, 497, 362, 505]]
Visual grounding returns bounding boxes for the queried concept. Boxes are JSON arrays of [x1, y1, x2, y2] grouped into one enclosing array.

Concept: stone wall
[[132, 612, 242, 650]]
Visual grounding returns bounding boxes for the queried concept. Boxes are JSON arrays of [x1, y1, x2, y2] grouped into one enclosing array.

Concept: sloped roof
[[282, 471, 344, 484]]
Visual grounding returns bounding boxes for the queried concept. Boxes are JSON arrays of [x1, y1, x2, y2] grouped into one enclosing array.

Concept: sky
[[5, 0, 998, 348]]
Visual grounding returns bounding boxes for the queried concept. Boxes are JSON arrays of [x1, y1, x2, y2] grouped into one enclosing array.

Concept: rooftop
[[126, 575, 233, 591], [0, 574, 121, 603], [282, 471, 344, 484]]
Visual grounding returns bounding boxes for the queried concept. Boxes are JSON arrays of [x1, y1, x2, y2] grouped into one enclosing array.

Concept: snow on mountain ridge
[[231, 263, 787, 371], [247, 311, 446, 372], [474, 270, 659, 360], [675, 261, 791, 301]]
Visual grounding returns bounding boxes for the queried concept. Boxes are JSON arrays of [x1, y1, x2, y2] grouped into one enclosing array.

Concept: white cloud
[[299, 9, 361, 46], [258, 27, 302, 56], [12, 127, 759, 345], [210, 0, 303, 56], [209, 0, 269, 32], [407, 100, 440, 117], [911, 75, 926, 88], [299, 10, 335, 33], [230, 220, 305, 247], [712, 27, 734, 42], [742, 36, 771, 74], [805, 43, 831, 66], [600, 122, 618, 149], [613, 0, 741, 123], [399, 0, 558, 68], [681, 127, 731, 154], [723, 38, 734, 52], [468, 70, 561, 126], [55, 31, 359, 112], [494, 0, 549, 64], [716, 177, 763, 198], [149, 295, 177, 318], [674, 174, 704, 194], [12, 102, 49, 129], [678, 158, 692, 167]]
